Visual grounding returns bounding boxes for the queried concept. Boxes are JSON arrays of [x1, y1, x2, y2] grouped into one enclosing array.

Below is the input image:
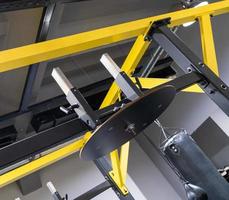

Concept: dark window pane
[[0, 8, 43, 116]]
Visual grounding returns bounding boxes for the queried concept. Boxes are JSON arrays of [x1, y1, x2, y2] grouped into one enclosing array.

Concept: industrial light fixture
[[181, 0, 209, 27]]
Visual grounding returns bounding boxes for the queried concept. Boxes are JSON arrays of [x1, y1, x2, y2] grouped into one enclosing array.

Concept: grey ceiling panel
[[31, 0, 174, 105]]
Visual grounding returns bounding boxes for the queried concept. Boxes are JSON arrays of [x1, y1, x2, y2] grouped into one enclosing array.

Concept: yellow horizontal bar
[[133, 77, 203, 93], [0, 1, 228, 72], [0, 138, 85, 188]]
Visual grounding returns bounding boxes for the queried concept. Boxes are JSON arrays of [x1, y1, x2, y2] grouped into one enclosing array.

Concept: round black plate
[[80, 85, 176, 160]]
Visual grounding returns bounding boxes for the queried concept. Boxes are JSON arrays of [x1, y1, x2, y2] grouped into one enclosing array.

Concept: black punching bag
[[184, 182, 208, 200], [163, 132, 229, 200]]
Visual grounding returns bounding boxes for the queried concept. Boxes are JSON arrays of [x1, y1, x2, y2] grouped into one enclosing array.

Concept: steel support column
[[100, 34, 150, 192], [199, 14, 219, 76]]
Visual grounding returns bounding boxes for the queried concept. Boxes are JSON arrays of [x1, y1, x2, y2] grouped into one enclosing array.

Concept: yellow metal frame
[[0, 138, 85, 188], [0, 0, 227, 192]]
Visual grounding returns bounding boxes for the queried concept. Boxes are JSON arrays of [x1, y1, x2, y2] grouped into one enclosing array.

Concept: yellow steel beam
[[100, 33, 150, 191], [199, 14, 219, 76], [0, 138, 85, 188], [120, 142, 130, 182], [0, 1, 227, 72], [109, 150, 128, 195], [100, 35, 150, 107], [133, 77, 203, 93]]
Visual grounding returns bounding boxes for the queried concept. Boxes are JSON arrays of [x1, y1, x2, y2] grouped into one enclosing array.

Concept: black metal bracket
[[65, 87, 100, 129], [144, 18, 171, 41], [150, 25, 229, 116], [51, 67, 100, 130]]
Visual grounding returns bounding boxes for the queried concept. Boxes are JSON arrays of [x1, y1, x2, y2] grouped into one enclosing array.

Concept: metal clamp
[[52, 67, 100, 129]]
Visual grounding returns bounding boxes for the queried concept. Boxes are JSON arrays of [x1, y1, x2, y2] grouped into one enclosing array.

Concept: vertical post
[[199, 14, 219, 76], [99, 31, 151, 190], [20, 3, 56, 111]]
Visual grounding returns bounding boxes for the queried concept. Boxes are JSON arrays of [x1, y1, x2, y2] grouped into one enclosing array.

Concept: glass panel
[[0, 8, 43, 116]]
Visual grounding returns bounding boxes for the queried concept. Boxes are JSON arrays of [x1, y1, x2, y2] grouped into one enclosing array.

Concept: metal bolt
[[187, 67, 192, 73], [221, 84, 227, 90], [125, 123, 136, 135]]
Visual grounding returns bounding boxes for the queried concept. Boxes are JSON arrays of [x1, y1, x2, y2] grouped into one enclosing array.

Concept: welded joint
[[108, 170, 129, 196], [144, 18, 171, 41]]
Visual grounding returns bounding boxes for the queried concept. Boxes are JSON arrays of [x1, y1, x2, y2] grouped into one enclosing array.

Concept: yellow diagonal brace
[[199, 14, 219, 76], [100, 34, 150, 191], [0, 138, 85, 188], [100, 35, 150, 108]]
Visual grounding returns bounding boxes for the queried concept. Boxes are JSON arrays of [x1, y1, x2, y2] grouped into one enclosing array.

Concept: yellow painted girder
[[0, 138, 85, 188], [199, 14, 219, 76], [119, 142, 130, 182], [0, 1, 228, 72], [101, 34, 150, 191], [100, 35, 150, 107], [133, 77, 203, 93]]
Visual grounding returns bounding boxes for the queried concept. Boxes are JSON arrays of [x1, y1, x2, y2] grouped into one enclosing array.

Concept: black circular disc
[[80, 85, 176, 160]]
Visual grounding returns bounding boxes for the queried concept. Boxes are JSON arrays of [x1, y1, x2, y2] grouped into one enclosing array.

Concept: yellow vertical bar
[[120, 142, 130, 182], [199, 14, 219, 76], [109, 150, 124, 187]]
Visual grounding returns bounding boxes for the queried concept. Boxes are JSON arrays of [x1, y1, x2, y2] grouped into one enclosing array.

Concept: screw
[[187, 67, 192, 73], [209, 90, 215, 94], [221, 84, 227, 90]]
